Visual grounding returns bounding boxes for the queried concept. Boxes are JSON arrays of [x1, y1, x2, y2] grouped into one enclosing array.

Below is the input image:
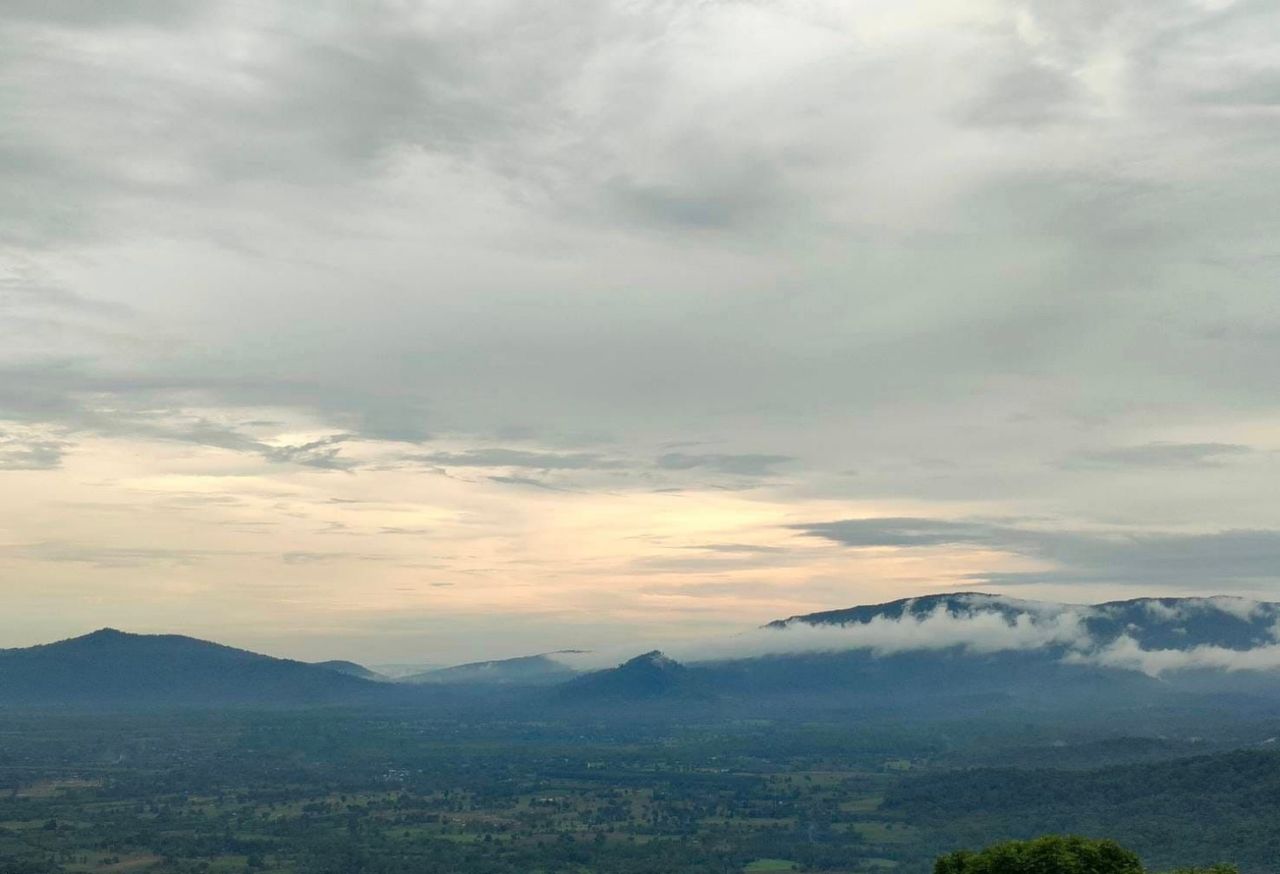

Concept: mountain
[[556, 651, 697, 702], [313, 659, 386, 681], [9, 594, 1280, 714], [663, 592, 1280, 715], [770, 592, 1280, 652], [0, 629, 384, 708], [403, 651, 583, 686], [540, 593, 1280, 717]]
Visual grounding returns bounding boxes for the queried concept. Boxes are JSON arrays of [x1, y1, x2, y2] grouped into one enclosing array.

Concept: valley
[[0, 710, 1273, 873]]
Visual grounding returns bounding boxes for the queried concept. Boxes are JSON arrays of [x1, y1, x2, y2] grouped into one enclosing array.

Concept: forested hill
[[882, 748, 1280, 872], [0, 629, 382, 707]]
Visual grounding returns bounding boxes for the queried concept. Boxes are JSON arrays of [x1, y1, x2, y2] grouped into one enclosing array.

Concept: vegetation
[[0, 710, 1270, 873], [934, 836, 1142, 874], [933, 837, 1234, 874], [886, 751, 1280, 871]]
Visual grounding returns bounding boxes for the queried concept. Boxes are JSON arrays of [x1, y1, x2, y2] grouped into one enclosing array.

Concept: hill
[[556, 651, 698, 702], [313, 659, 386, 681], [403, 652, 582, 686], [0, 629, 384, 708]]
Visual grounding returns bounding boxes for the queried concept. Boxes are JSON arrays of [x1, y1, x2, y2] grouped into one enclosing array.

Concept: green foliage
[[934, 835, 1143, 874], [0, 711, 1261, 874]]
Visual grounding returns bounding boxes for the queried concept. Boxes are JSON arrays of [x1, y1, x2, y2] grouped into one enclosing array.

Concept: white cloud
[[680, 606, 1095, 661], [1068, 634, 1280, 677]]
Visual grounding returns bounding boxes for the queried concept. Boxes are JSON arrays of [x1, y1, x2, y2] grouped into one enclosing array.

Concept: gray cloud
[[260, 434, 356, 471], [414, 448, 623, 470], [4, 0, 1280, 462], [1063, 442, 1254, 469], [12, 542, 238, 569], [0, 1, 206, 29], [4, 0, 1280, 656], [0, 432, 66, 471], [656, 452, 794, 477], [793, 517, 1280, 589], [685, 543, 791, 555], [0, 267, 132, 317], [487, 475, 567, 491], [792, 518, 1006, 549], [138, 419, 357, 471]]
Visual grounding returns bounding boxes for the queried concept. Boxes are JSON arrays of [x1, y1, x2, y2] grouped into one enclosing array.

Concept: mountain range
[[4, 593, 1279, 711]]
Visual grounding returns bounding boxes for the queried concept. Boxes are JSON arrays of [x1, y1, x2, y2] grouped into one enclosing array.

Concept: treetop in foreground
[[934, 835, 1237, 874]]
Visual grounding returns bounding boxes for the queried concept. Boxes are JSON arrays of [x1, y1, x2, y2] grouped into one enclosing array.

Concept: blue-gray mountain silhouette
[[0, 629, 380, 707]]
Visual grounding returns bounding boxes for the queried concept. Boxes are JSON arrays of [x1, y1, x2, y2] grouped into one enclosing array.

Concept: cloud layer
[[2, 0, 1280, 660]]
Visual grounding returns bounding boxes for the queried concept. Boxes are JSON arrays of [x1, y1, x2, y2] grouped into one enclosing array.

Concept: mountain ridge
[[0, 627, 383, 707], [6, 593, 1280, 711]]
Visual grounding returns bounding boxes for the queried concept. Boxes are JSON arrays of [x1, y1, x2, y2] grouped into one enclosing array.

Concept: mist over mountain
[[746, 593, 1280, 677], [771, 593, 1280, 651]]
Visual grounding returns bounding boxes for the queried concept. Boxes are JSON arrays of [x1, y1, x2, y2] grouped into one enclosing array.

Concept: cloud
[[3, 0, 1280, 658], [555, 594, 1280, 680], [487, 475, 567, 491], [1063, 442, 1254, 469], [791, 518, 1007, 548], [656, 452, 794, 476], [793, 517, 1280, 588], [146, 420, 359, 471], [281, 551, 385, 565], [677, 606, 1094, 663], [0, 1, 206, 29], [12, 542, 237, 569], [413, 448, 623, 470], [1066, 636, 1280, 678], [0, 430, 66, 471], [260, 434, 356, 471], [0, 265, 132, 317], [550, 597, 1101, 670], [684, 543, 791, 555]]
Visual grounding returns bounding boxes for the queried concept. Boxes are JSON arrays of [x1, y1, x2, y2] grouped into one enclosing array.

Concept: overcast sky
[[3, 0, 1279, 664]]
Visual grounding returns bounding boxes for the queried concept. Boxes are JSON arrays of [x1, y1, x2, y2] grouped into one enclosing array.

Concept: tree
[[934, 835, 1143, 874]]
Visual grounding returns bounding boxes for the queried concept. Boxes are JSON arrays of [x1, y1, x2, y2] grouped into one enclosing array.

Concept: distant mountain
[[10, 593, 1280, 714], [770, 592, 1280, 652], [541, 593, 1280, 716], [0, 629, 383, 708], [313, 659, 386, 681], [371, 662, 447, 679], [403, 651, 583, 686], [556, 651, 699, 702], [670, 592, 1280, 714]]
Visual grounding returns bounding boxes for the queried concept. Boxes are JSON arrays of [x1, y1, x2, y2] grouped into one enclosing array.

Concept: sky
[[2, 0, 1280, 665]]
